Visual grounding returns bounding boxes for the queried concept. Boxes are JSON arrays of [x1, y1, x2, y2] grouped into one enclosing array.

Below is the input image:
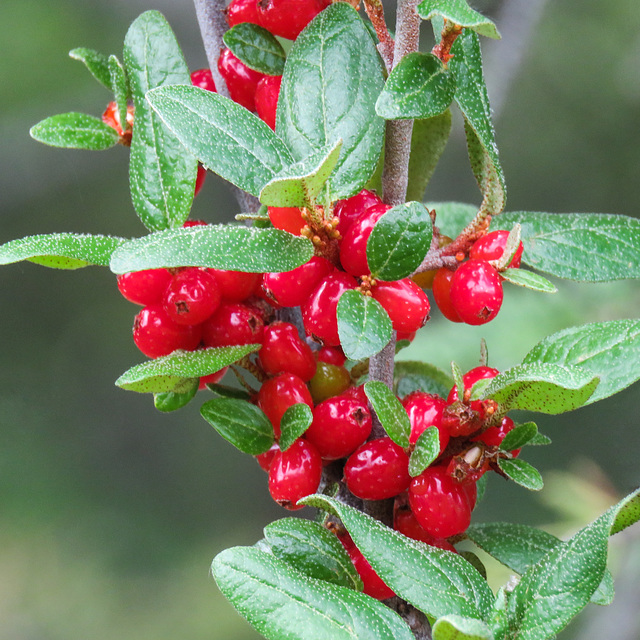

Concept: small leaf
[[69, 47, 112, 89], [279, 403, 313, 451], [367, 201, 433, 281], [259, 139, 342, 207], [468, 377, 493, 401], [110, 225, 313, 274], [223, 23, 286, 75], [418, 0, 501, 39], [212, 547, 414, 640], [432, 615, 494, 640], [154, 379, 198, 412], [501, 268, 557, 293], [364, 381, 411, 448], [30, 113, 119, 150], [115, 344, 259, 393], [206, 383, 252, 400], [527, 432, 551, 446], [108, 54, 130, 131], [475, 473, 488, 504], [0, 233, 126, 269], [409, 426, 440, 477], [497, 458, 543, 491], [263, 518, 362, 590], [451, 361, 465, 401], [337, 290, 393, 361], [394, 361, 453, 398], [499, 422, 538, 451]]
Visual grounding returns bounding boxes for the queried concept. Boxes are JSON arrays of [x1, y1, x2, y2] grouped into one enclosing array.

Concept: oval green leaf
[[153, 379, 198, 412], [30, 112, 119, 150], [223, 23, 286, 75], [501, 268, 557, 293], [497, 458, 543, 491], [432, 615, 494, 640], [409, 426, 440, 477], [418, 0, 500, 39], [69, 47, 112, 89], [499, 422, 538, 452], [108, 54, 130, 131], [394, 360, 453, 398], [279, 403, 313, 452], [364, 381, 411, 447]]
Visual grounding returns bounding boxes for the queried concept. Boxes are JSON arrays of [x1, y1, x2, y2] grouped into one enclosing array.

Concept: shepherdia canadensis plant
[[5, 0, 640, 638]]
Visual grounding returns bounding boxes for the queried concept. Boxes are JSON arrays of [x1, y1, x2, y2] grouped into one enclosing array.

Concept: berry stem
[[431, 19, 463, 65], [362, 0, 395, 72]]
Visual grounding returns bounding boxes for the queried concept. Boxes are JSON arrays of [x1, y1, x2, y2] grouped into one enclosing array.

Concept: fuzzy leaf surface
[[69, 47, 112, 88], [30, 113, 119, 150], [418, 0, 500, 39], [432, 615, 494, 640], [501, 268, 557, 293], [277, 2, 385, 199], [499, 422, 538, 452], [497, 458, 543, 491], [108, 54, 130, 129], [212, 546, 414, 640], [279, 403, 313, 451], [223, 23, 286, 75], [394, 361, 453, 398], [364, 381, 411, 447], [409, 426, 440, 477]]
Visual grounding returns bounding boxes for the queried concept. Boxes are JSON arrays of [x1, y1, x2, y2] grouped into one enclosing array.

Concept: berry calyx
[[201, 302, 265, 347], [371, 278, 431, 334], [255, 75, 281, 129], [262, 256, 333, 308], [258, 321, 317, 381], [217, 48, 264, 111], [449, 259, 504, 325], [470, 230, 524, 268], [117, 268, 173, 306], [163, 267, 221, 326]]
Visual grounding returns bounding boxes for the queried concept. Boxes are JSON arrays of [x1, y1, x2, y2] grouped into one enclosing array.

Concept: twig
[[363, 0, 395, 72]]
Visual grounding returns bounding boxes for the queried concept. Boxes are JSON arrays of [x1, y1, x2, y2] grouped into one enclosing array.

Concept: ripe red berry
[[339, 203, 389, 276], [257, 372, 314, 439], [256, 441, 280, 472], [371, 278, 431, 334], [470, 230, 524, 268], [255, 75, 281, 130], [394, 507, 457, 552], [446, 444, 490, 485], [102, 101, 134, 144], [133, 305, 202, 359], [163, 267, 221, 326], [302, 272, 358, 346], [190, 68, 217, 92], [262, 256, 333, 307], [217, 48, 265, 111], [449, 259, 504, 325], [316, 345, 346, 367], [258, 321, 317, 381], [183, 219, 208, 228], [226, 0, 260, 26], [198, 367, 228, 390], [344, 437, 411, 500], [268, 439, 322, 510], [408, 465, 474, 538], [472, 416, 520, 457], [256, 0, 330, 41], [401, 391, 449, 450], [194, 165, 207, 196], [117, 269, 173, 306], [268, 206, 306, 235], [447, 366, 500, 404], [201, 302, 264, 347], [432, 267, 462, 322], [206, 269, 261, 302], [308, 361, 352, 404], [411, 235, 454, 290], [333, 189, 383, 237]]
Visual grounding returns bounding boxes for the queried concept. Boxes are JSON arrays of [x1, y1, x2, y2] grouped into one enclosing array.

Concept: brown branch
[[363, 0, 395, 72]]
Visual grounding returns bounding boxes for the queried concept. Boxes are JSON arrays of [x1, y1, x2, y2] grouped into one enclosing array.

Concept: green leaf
[[115, 344, 259, 393], [522, 319, 640, 404], [147, 84, 293, 198], [364, 381, 411, 448], [337, 290, 393, 361], [206, 383, 252, 400], [499, 421, 538, 451], [483, 362, 599, 414], [277, 2, 385, 200], [69, 47, 112, 89], [30, 113, 119, 150], [201, 397, 274, 455], [110, 225, 313, 274], [507, 488, 640, 640], [528, 432, 552, 446], [451, 361, 465, 401], [493, 211, 640, 282], [497, 458, 543, 491], [500, 268, 557, 293], [259, 139, 342, 207], [409, 426, 440, 477], [0, 233, 126, 269], [124, 11, 197, 231], [394, 361, 453, 398], [108, 54, 130, 131], [263, 518, 362, 590], [376, 53, 456, 120], [367, 202, 433, 281], [279, 403, 313, 451], [302, 495, 494, 621], [406, 111, 452, 202], [212, 546, 414, 640], [153, 379, 198, 412], [432, 615, 494, 640], [418, 0, 500, 39], [223, 23, 286, 75], [427, 201, 477, 239]]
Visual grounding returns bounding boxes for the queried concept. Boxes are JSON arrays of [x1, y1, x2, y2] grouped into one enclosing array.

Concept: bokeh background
[[1, 0, 639, 638]]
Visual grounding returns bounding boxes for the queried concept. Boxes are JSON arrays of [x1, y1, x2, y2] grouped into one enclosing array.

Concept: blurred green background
[[1, 0, 639, 638]]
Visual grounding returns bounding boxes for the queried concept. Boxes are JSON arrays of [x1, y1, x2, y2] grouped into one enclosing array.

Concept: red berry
[[470, 230, 523, 268], [308, 361, 352, 404], [316, 345, 346, 367], [449, 259, 503, 325], [268, 206, 306, 235], [133, 305, 202, 359], [302, 272, 358, 346], [394, 507, 457, 552], [102, 101, 134, 144], [472, 416, 520, 457], [226, 0, 260, 26], [268, 439, 322, 510], [257, 0, 330, 41], [194, 165, 207, 196], [190, 68, 217, 92], [447, 366, 500, 404], [183, 219, 208, 228], [341, 384, 368, 406], [401, 391, 448, 450], [201, 302, 264, 347], [198, 367, 228, 390], [256, 441, 280, 472], [371, 278, 431, 334], [408, 465, 473, 538], [432, 267, 462, 322], [339, 203, 389, 276], [217, 48, 264, 111], [163, 267, 221, 326], [258, 321, 317, 381], [117, 269, 173, 306], [333, 189, 383, 237], [344, 437, 411, 500], [257, 372, 314, 439], [263, 256, 333, 307], [207, 269, 260, 302], [446, 445, 490, 485], [255, 75, 281, 129], [305, 395, 372, 460]]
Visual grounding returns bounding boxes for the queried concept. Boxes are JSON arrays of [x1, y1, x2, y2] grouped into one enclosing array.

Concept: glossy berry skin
[[102, 101, 134, 144], [163, 268, 221, 326], [256, 0, 330, 41], [450, 259, 504, 325], [198, 367, 228, 390], [333, 189, 383, 237], [263, 256, 333, 307], [305, 395, 372, 460], [401, 391, 448, 450], [371, 278, 431, 334], [207, 269, 260, 302], [432, 267, 462, 322], [341, 384, 368, 406], [344, 437, 411, 500], [256, 442, 280, 472], [302, 272, 358, 346], [472, 416, 520, 457], [308, 361, 352, 404], [394, 507, 457, 552], [194, 165, 207, 196], [268, 439, 322, 510], [268, 206, 306, 235], [257, 372, 314, 439], [255, 75, 281, 129], [226, 0, 260, 26], [133, 305, 202, 358], [258, 321, 317, 381], [470, 230, 524, 268], [447, 366, 500, 404], [190, 68, 217, 92], [408, 465, 474, 538], [217, 48, 264, 111], [201, 302, 264, 348], [117, 269, 173, 306], [316, 346, 346, 367], [339, 203, 389, 276]]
